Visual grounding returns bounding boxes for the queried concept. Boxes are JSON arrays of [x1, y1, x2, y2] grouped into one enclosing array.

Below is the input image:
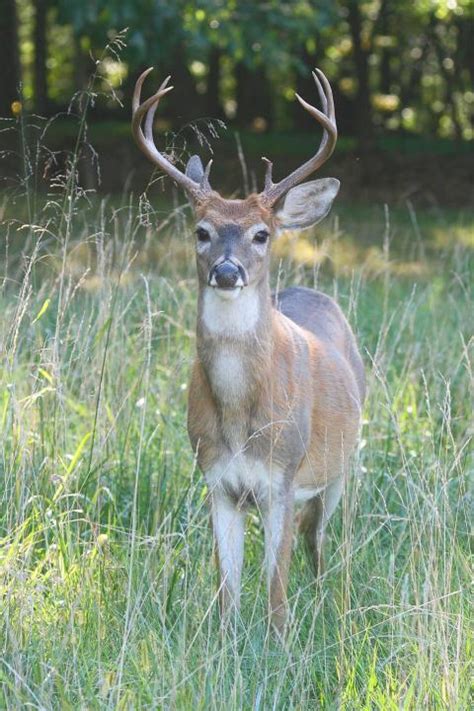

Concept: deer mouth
[[212, 286, 244, 301], [213, 285, 243, 292]]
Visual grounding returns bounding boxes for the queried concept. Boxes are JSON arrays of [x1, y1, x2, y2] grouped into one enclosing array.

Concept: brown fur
[[195, 193, 275, 229], [187, 195, 364, 633], [188, 302, 362, 493], [298, 495, 325, 575]]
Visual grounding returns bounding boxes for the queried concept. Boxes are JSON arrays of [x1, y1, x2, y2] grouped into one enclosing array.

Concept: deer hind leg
[[263, 491, 295, 635], [210, 491, 246, 619], [299, 477, 343, 577]]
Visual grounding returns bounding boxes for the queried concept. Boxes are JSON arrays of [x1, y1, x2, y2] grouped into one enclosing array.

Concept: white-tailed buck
[[132, 67, 365, 633]]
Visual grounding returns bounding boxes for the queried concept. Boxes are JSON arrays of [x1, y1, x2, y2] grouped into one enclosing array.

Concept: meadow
[[0, 174, 472, 708]]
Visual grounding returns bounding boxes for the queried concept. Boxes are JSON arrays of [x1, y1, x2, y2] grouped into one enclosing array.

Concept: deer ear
[[276, 178, 340, 229], [185, 155, 205, 184]]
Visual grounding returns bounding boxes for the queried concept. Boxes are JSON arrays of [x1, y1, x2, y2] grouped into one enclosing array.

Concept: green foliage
[[8, 0, 474, 139]]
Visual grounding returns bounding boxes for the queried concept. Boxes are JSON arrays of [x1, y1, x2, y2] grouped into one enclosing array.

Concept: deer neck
[[196, 277, 273, 407]]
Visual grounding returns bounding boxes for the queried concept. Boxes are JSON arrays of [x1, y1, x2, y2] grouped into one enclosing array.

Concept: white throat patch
[[201, 286, 260, 336], [211, 346, 246, 404]]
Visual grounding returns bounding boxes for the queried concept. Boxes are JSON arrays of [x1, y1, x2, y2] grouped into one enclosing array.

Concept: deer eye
[[196, 227, 211, 243], [253, 230, 269, 244]]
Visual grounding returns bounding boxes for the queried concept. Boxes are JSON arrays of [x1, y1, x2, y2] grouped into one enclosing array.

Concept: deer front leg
[[210, 490, 246, 619], [263, 489, 294, 634]]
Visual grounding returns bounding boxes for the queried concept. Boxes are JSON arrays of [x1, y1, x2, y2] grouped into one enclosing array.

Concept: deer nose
[[210, 261, 241, 289]]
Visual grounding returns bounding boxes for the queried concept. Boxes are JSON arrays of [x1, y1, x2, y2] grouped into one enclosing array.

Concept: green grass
[[0, 190, 472, 709]]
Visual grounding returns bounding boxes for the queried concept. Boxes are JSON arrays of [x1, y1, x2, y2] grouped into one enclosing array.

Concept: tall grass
[[0, 45, 472, 709]]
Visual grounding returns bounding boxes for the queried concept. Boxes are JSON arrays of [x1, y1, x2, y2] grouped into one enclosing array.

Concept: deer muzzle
[[209, 260, 248, 290]]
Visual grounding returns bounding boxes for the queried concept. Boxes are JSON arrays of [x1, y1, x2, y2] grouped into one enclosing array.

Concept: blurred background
[[1, 0, 473, 205]]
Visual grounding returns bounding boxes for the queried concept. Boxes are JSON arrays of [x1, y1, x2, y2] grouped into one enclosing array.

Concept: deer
[[132, 66, 365, 634]]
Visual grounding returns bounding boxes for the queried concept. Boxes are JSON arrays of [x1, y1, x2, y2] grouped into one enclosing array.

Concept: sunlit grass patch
[[274, 230, 433, 277], [431, 223, 474, 250]]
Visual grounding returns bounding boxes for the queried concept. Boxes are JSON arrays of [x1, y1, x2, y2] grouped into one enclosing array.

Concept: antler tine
[[261, 157, 273, 191], [133, 69, 172, 141], [132, 66, 154, 114], [312, 70, 328, 115], [260, 67, 337, 206], [143, 76, 172, 141], [312, 69, 337, 154], [132, 68, 211, 200], [314, 68, 335, 121], [293, 93, 335, 137], [310, 71, 331, 158], [197, 159, 213, 190]]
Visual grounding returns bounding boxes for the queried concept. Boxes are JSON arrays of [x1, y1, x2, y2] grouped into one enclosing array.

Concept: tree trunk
[[34, 0, 49, 114], [71, 35, 91, 114], [293, 46, 321, 131], [400, 39, 431, 133], [456, 16, 474, 86], [380, 50, 391, 94], [455, 16, 473, 131], [235, 63, 273, 130], [74, 35, 89, 91], [0, 0, 21, 116], [235, 63, 251, 126], [347, 0, 374, 148], [429, 17, 463, 141], [162, 45, 203, 125], [206, 46, 224, 120], [378, 2, 392, 94]]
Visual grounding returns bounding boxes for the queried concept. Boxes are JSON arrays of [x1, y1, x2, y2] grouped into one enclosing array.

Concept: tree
[[206, 46, 224, 119], [11, 0, 474, 141], [345, 0, 374, 148], [34, 0, 49, 114], [0, 0, 21, 116]]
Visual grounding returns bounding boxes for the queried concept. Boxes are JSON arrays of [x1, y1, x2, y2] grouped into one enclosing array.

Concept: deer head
[[132, 67, 339, 298]]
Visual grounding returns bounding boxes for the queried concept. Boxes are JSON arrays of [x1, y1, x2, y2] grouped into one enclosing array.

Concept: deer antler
[[132, 67, 212, 201], [260, 68, 337, 206]]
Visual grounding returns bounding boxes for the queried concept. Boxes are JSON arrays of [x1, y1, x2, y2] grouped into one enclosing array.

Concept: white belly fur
[[294, 485, 326, 503], [206, 455, 283, 502], [206, 454, 326, 504]]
